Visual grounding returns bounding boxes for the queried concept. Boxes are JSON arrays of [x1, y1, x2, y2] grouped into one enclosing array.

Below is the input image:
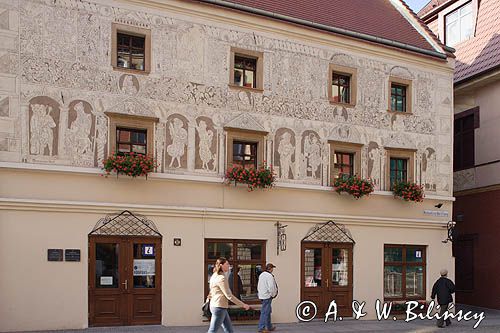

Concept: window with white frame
[[445, 1, 473, 46]]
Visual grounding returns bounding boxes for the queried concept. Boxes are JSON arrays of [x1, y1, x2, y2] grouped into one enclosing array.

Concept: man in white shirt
[[257, 263, 278, 332]]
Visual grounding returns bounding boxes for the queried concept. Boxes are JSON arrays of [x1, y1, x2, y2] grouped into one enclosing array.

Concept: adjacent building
[[419, 0, 500, 310], [0, 0, 455, 331]]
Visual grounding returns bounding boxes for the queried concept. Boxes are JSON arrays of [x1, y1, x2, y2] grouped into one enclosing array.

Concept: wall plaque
[[65, 249, 81, 262], [47, 249, 63, 261]]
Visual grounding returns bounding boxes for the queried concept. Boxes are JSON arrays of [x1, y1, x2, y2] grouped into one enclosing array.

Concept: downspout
[[198, 0, 449, 59]]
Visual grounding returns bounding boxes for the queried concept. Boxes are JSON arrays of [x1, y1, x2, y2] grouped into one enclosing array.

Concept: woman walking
[[207, 257, 250, 333]]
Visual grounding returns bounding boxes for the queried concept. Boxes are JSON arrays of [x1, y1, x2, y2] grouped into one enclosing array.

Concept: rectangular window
[[226, 129, 265, 170], [117, 33, 146, 71], [454, 109, 478, 171], [205, 239, 266, 305], [234, 55, 257, 88], [116, 127, 147, 155], [391, 84, 407, 112], [111, 23, 151, 74], [384, 245, 426, 300], [390, 158, 408, 189], [232, 141, 258, 170], [332, 73, 351, 104], [334, 152, 354, 178], [445, 1, 473, 46]]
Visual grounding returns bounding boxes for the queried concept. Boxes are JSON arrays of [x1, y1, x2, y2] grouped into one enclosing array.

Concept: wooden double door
[[301, 242, 353, 317], [88, 236, 162, 326]]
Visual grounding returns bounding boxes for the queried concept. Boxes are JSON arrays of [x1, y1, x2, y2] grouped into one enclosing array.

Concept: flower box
[[102, 152, 157, 178], [392, 182, 424, 202], [225, 164, 275, 191], [333, 174, 374, 199]]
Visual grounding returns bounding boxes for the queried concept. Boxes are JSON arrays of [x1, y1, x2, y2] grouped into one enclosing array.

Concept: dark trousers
[[437, 303, 451, 327]]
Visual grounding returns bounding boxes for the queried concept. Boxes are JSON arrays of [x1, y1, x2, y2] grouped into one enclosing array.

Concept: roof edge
[[196, 0, 449, 60]]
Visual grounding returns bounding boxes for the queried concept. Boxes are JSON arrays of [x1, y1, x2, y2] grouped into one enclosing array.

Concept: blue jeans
[[258, 298, 273, 331], [207, 306, 234, 333]]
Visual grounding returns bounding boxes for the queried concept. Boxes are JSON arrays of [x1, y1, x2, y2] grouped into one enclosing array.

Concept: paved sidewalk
[[26, 305, 500, 333]]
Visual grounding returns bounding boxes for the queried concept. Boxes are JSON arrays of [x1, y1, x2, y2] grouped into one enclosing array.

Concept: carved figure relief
[[367, 141, 381, 189], [155, 122, 166, 172], [195, 117, 217, 171], [119, 74, 139, 95], [66, 100, 96, 166], [274, 128, 295, 180], [302, 131, 322, 179], [421, 147, 436, 191], [29, 96, 60, 157], [166, 115, 188, 168], [95, 114, 108, 167]]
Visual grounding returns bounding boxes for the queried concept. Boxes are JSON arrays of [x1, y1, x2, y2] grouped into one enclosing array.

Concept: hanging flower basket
[[102, 152, 157, 179], [333, 174, 374, 199], [392, 181, 424, 202], [225, 164, 275, 191]]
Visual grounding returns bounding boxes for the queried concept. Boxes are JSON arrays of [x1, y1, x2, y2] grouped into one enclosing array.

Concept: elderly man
[[257, 263, 278, 333], [431, 268, 456, 328]]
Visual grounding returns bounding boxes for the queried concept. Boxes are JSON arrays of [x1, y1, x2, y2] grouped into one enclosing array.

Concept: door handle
[[122, 279, 128, 290]]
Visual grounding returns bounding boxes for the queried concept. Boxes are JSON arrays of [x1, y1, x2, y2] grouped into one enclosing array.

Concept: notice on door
[[133, 259, 155, 276]]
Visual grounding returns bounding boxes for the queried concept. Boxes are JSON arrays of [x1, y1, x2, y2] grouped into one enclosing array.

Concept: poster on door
[[133, 259, 155, 276]]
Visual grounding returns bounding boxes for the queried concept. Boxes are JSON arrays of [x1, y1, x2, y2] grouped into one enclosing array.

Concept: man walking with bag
[[431, 268, 455, 328], [257, 263, 278, 333]]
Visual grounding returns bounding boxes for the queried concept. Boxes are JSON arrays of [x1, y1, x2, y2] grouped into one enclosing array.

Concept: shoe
[[258, 330, 269, 333], [437, 325, 445, 328], [268, 326, 276, 331]]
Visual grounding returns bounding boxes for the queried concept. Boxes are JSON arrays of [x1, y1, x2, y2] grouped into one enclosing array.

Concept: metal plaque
[[65, 249, 81, 262], [47, 249, 63, 262]]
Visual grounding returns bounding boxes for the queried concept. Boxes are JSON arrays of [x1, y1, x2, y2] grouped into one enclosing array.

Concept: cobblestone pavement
[[24, 305, 500, 333]]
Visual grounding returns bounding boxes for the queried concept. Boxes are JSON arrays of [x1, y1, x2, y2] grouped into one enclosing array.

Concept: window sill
[[228, 84, 264, 93], [329, 100, 356, 108], [387, 110, 413, 115], [112, 66, 150, 76]]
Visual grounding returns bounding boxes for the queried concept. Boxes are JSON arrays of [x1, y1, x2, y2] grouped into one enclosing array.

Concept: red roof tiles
[[197, 0, 442, 56]]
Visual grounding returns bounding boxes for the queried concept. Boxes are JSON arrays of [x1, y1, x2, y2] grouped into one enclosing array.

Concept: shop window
[[226, 129, 265, 170], [205, 239, 266, 305], [229, 48, 264, 91], [384, 245, 426, 300], [329, 64, 357, 107], [330, 141, 362, 182], [445, 1, 473, 46], [385, 148, 415, 191], [389, 77, 412, 113], [111, 23, 151, 74], [106, 112, 158, 157]]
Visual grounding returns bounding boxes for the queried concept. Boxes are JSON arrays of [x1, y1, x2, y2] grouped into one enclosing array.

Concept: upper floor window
[[329, 65, 357, 107], [330, 142, 362, 182], [233, 141, 258, 170], [389, 77, 412, 113], [390, 158, 408, 189], [116, 127, 147, 155], [385, 148, 415, 191], [229, 48, 264, 91], [334, 152, 354, 177], [445, 1, 473, 46], [117, 33, 146, 71], [454, 107, 479, 171], [111, 23, 151, 74]]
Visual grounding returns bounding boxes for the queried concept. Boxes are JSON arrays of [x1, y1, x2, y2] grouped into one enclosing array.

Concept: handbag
[[202, 299, 211, 318]]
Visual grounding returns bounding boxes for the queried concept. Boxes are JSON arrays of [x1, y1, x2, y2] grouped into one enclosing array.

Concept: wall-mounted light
[[442, 221, 456, 243]]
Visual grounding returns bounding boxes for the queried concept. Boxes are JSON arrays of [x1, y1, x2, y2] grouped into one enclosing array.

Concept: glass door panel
[[304, 248, 322, 287], [95, 243, 119, 288], [331, 248, 349, 286], [132, 243, 156, 288]]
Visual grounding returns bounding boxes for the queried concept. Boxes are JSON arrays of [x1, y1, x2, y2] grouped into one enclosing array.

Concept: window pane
[[207, 264, 214, 289], [95, 243, 119, 288], [244, 70, 255, 88], [406, 247, 424, 263], [133, 243, 155, 288], [131, 57, 144, 71], [207, 242, 233, 260], [332, 85, 340, 102], [461, 12, 473, 40], [304, 248, 322, 287], [132, 145, 146, 154], [385, 247, 403, 262], [234, 68, 244, 86], [446, 18, 459, 46], [118, 144, 131, 153], [332, 248, 349, 286], [384, 265, 403, 298], [232, 264, 262, 303], [340, 86, 350, 103], [118, 129, 131, 142], [406, 266, 424, 297], [237, 243, 263, 260], [132, 36, 145, 49]]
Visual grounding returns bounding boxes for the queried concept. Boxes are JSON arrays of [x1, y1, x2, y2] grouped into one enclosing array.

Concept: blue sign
[[142, 244, 155, 257]]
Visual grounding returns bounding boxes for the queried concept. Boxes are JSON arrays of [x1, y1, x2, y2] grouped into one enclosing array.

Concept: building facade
[[419, 0, 500, 310], [0, 0, 455, 331]]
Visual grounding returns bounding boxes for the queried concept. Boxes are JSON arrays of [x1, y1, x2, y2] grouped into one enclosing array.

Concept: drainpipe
[[198, 0, 449, 60]]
